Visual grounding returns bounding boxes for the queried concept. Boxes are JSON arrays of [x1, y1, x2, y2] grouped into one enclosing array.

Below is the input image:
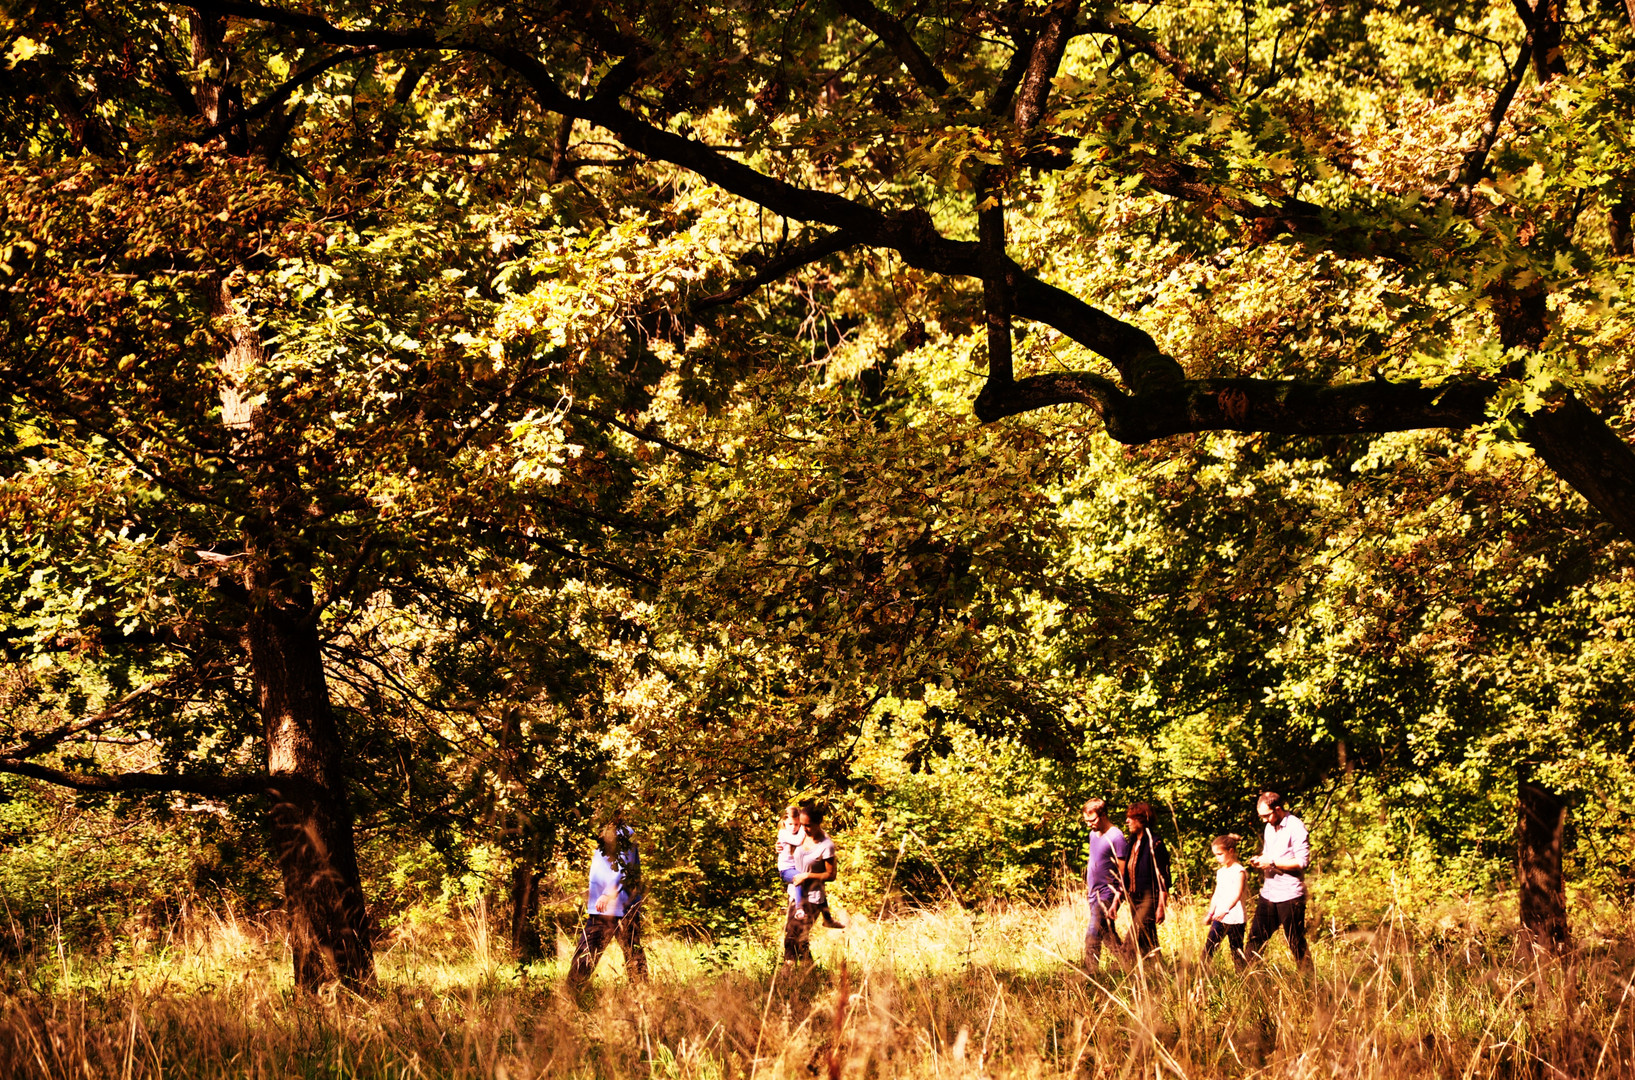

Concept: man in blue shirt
[[1082, 798, 1128, 966], [567, 815, 647, 989]]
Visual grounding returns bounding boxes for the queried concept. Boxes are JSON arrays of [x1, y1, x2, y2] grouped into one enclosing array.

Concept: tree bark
[[1517, 766, 1569, 950], [250, 602, 376, 990], [509, 861, 545, 962]]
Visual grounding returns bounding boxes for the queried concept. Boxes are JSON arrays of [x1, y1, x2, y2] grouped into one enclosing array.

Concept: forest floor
[[1, 895, 1633, 1079]]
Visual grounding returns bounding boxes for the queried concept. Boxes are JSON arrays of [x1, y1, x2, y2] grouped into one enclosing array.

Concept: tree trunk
[[1517, 767, 1569, 950], [1523, 394, 1635, 543], [510, 861, 545, 962], [250, 605, 376, 990]]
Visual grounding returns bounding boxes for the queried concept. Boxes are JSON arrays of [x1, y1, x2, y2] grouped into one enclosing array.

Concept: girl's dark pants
[[1204, 918, 1246, 966]]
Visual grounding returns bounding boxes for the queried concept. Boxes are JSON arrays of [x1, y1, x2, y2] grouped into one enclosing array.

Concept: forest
[[2, 0, 1635, 1075]]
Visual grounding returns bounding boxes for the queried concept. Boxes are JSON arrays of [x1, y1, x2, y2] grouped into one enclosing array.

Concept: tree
[[0, 3, 685, 987], [149, 0, 1635, 937], [1, 0, 1075, 982], [177, 0, 1635, 539], [8, 0, 1633, 958]]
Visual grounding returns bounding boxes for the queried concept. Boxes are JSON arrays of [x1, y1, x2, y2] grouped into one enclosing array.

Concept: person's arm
[[1275, 823, 1310, 873], [1250, 829, 1276, 870], [797, 846, 838, 885], [798, 858, 836, 884], [591, 851, 621, 912], [1110, 833, 1129, 912], [1155, 839, 1170, 921], [1217, 866, 1245, 915]]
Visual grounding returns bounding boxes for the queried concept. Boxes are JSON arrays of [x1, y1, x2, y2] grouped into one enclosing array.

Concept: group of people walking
[[563, 789, 1312, 988], [561, 800, 849, 987], [1084, 791, 1311, 968]]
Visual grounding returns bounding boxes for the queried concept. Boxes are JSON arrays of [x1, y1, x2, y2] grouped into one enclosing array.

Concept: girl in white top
[[1203, 834, 1248, 967]]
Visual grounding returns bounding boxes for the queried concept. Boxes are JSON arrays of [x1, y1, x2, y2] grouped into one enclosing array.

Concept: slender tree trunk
[[1610, 198, 1634, 258], [510, 861, 545, 962], [1517, 766, 1569, 950], [250, 604, 376, 990]]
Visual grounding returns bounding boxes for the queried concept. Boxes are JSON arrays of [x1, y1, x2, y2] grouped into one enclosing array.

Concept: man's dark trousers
[[568, 906, 647, 986], [1247, 896, 1308, 965]]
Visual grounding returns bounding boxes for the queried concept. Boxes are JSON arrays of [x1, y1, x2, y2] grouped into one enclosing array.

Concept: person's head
[[1257, 791, 1287, 827], [597, 811, 627, 859], [1212, 834, 1241, 864], [797, 801, 826, 834], [1082, 798, 1110, 831], [783, 804, 800, 827], [1124, 802, 1153, 837]]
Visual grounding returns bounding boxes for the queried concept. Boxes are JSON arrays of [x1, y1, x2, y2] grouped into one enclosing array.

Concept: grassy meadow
[[2, 893, 1634, 1079]]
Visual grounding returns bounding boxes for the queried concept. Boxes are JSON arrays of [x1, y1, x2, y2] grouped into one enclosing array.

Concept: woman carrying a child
[[781, 801, 838, 963]]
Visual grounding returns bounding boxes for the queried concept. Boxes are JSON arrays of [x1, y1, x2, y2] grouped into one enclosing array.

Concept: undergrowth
[[1, 896, 1632, 1078]]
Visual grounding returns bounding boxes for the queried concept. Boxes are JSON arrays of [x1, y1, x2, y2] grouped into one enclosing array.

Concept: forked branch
[[834, 0, 952, 97]]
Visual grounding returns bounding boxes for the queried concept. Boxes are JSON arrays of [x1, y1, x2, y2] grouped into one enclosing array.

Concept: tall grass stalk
[[1, 896, 1632, 1078]]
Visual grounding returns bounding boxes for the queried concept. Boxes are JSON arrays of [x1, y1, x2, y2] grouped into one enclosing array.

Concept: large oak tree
[[6, 0, 1633, 970]]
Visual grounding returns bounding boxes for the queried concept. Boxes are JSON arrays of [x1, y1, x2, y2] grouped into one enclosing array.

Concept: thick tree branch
[[191, 1, 435, 49], [978, 373, 1635, 541], [194, 1, 1635, 546], [1511, 0, 1568, 82], [978, 196, 1015, 384], [1523, 396, 1635, 541], [1013, 0, 1082, 130], [1455, 36, 1532, 196], [0, 678, 179, 761], [206, 47, 382, 138], [980, 0, 1082, 390], [0, 759, 267, 797], [180, 0, 1210, 390], [986, 31, 1039, 117], [833, 0, 952, 97], [568, 406, 726, 464], [973, 372, 1499, 440], [1081, 15, 1228, 103]]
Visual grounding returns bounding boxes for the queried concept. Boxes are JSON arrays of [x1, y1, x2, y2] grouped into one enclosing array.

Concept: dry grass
[[2, 895, 1634, 1078]]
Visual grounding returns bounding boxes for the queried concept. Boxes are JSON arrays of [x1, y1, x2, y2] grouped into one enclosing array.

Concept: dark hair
[[1258, 791, 1284, 810], [798, 800, 826, 827], [1125, 802, 1154, 827], [1211, 833, 1241, 853], [597, 812, 626, 859]]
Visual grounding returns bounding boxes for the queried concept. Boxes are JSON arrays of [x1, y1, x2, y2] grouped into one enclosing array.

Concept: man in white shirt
[[1247, 791, 1311, 967]]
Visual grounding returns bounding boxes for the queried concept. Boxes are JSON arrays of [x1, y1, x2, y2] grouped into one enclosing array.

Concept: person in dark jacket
[[1122, 802, 1172, 960]]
